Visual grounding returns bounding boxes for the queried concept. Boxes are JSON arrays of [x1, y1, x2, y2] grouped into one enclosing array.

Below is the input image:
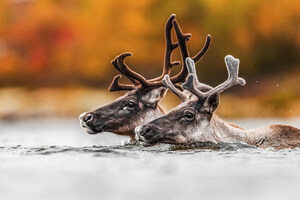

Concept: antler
[[110, 52, 182, 90], [108, 52, 139, 91], [111, 58, 139, 85], [162, 56, 213, 101], [109, 14, 180, 92], [150, 14, 180, 81], [162, 75, 188, 101], [169, 19, 211, 84], [109, 14, 212, 92], [109, 75, 134, 91], [180, 56, 245, 100]]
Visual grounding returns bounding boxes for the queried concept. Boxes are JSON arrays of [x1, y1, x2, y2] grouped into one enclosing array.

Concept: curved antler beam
[[170, 19, 211, 84], [116, 53, 150, 88], [192, 34, 211, 63], [162, 75, 187, 101], [170, 19, 192, 83], [150, 14, 180, 82], [163, 14, 180, 73], [111, 57, 139, 85]]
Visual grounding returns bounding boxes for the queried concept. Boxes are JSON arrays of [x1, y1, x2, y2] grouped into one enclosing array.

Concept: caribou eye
[[184, 112, 195, 121], [127, 102, 135, 108], [124, 101, 136, 111]]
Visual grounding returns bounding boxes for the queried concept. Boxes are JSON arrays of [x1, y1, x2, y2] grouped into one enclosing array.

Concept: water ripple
[[1, 142, 300, 156]]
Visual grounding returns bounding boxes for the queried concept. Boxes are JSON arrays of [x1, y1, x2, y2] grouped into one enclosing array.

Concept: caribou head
[[136, 57, 300, 150], [80, 14, 211, 138], [135, 56, 246, 145]]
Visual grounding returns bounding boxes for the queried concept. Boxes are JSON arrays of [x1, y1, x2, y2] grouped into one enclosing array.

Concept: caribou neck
[[205, 115, 270, 145]]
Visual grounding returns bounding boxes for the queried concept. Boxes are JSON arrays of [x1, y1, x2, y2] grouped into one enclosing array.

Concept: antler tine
[[117, 51, 181, 90], [181, 57, 207, 99], [150, 14, 180, 82], [116, 52, 151, 88], [164, 14, 180, 72], [111, 52, 172, 91], [170, 20, 211, 84], [162, 75, 187, 101], [185, 57, 213, 91], [170, 19, 191, 83], [192, 34, 211, 63], [108, 75, 134, 91], [206, 55, 246, 95], [111, 57, 139, 85], [185, 57, 199, 81], [182, 56, 246, 99], [158, 19, 213, 97], [181, 74, 205, 98]]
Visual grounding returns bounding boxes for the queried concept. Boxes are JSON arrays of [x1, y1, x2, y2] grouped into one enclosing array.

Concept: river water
[[0, 118, 300, 200]]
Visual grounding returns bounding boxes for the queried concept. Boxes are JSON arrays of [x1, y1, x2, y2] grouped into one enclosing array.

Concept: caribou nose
[[139, 125, 152, 137], [82, 113, 93, 123]]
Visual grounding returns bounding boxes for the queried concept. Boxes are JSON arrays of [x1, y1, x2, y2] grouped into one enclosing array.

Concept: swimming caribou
[[80, 14, 211, 139], [135, 57, 300, 149]]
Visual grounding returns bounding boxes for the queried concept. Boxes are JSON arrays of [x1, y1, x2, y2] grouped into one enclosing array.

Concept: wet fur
[[190, 115, 300, 150], [257, 125, 300, 149], [136, 100, 300, 150], [80, 87, 166, 138], [189, 116, 300, 150], [135, 56, 300, 149]]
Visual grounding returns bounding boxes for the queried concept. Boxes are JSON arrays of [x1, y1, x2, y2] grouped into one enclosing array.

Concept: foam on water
[[1, 140, 299, 156]]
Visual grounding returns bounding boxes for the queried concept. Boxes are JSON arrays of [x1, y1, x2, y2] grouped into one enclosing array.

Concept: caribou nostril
[[83, 114, 93, 123], [140, 126, 152, 136]]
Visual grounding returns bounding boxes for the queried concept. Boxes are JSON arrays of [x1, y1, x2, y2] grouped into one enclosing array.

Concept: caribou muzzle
[[79, 112, 105, 134], [135, 124, 159, 145]]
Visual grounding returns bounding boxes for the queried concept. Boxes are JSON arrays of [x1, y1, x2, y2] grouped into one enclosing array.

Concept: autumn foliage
[[0, 0, 299, 88]]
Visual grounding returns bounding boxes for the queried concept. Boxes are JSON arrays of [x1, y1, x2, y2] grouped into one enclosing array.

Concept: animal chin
[[138, 140, 155, 147], [83, 127, 99, 135], [82, 123, 110, 134], [136, 136, 157, 146], [83, 124, 107, 134]]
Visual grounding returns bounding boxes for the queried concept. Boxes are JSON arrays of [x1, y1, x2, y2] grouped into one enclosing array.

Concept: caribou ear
[[141, 87, 167, 107], [200, 93, 220, 113]]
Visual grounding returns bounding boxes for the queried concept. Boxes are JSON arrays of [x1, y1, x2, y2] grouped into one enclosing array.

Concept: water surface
[[1, 118, 300, 200]]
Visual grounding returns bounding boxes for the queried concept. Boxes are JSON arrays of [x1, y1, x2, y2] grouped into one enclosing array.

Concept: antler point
[[238, 78, 246, 86], [163, 74, 169, 80], [124, 52, 133, 56]]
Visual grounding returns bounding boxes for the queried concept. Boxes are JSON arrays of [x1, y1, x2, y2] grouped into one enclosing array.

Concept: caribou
[[80, 14, 211, 139], [135, 56, 300, 149]]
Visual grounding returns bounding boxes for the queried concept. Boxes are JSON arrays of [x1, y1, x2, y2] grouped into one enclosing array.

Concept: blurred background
[[1, 2, 300, 199], [0, 0, 300, 119]]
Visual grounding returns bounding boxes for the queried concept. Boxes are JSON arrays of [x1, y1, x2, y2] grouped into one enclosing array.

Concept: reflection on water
[[1, 118, 300, 200]]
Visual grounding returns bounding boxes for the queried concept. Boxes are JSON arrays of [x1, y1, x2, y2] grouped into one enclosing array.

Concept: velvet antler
[[182, 56, 246, 99]]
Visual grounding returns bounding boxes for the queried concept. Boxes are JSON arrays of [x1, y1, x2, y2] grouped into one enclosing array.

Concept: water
[[1, 118, 300, 200]]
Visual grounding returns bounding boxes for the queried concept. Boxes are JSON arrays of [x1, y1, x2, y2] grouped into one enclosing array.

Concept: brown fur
[[250, 125, 300, 149], [264, 125, 300, 149]]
